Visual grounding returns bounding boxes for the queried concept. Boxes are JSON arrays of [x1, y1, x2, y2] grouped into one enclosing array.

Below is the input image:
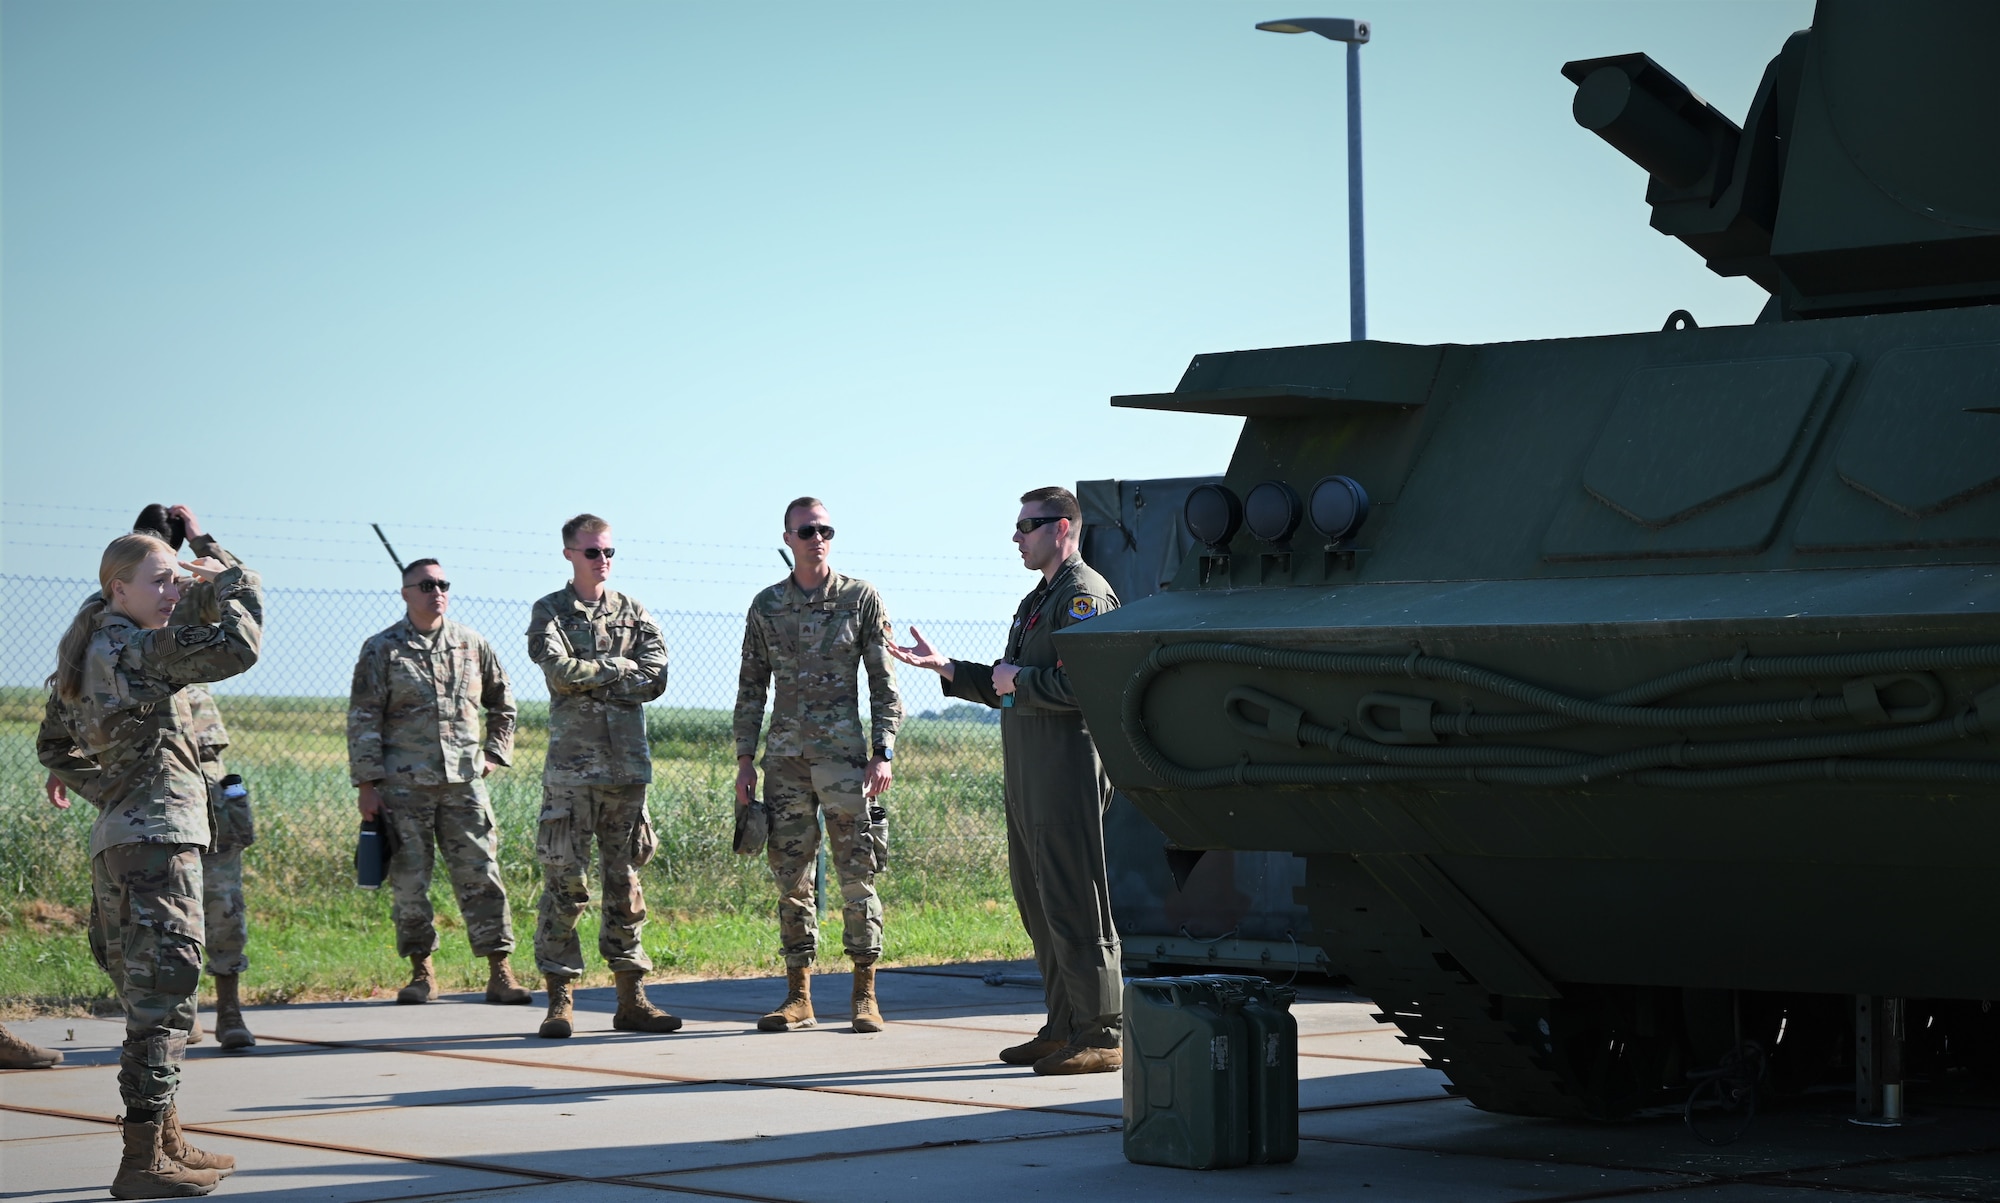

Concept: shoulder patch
[[1068, 596, 1100, 621], [175, 624, 220, 647]]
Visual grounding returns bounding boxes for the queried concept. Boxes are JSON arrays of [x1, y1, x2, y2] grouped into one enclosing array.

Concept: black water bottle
[[356, 818, 388, 889], [866, 805, 890, 873]]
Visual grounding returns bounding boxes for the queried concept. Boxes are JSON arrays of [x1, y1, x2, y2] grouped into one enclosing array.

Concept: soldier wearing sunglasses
[[734, 497, 903, 1034], [348, 558, 529, 1009], [525, 513, 681, 1039], [889, 486, 1124, 1075]]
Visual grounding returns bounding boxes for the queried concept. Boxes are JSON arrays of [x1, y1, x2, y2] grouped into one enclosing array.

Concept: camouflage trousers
[[534, 783, 657, 980], [764, 755, 881, 969], [380, 780, 516, 958], [90, 843, 203, 1113], [200, 847, 249, 975]]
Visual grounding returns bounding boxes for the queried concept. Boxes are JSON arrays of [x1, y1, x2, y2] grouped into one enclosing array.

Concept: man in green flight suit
[[891, 486, 1124, 1075]]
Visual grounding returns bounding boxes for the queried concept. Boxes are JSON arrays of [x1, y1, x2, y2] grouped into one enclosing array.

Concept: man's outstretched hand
[[889, 626, 952, 679]]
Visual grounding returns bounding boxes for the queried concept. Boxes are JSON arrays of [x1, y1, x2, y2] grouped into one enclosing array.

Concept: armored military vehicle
[[1059, 0, 2000, 1120], [1077, 476, 1328, 978]]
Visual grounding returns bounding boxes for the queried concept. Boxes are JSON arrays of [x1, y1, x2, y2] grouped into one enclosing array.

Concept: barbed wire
[[3, 501, 1019, 563]]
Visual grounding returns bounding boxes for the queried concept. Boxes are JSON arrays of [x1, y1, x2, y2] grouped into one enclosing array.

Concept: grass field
[[0, 688, 1026, 1014]]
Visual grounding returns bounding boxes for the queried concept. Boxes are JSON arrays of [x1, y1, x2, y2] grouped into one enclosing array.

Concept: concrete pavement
[[3, 961, 1997, 1201]]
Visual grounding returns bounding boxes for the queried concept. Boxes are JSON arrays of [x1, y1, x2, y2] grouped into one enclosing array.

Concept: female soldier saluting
[[39, 511, 262, 1199]]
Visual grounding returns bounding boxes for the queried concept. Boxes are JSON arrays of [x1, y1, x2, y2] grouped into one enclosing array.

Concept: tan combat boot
[[159, 1106, 235, 1176], [396, 954, 435, 1005], [1033, 1042, 1123, 1076], [485, 954, 532, 1005], [110, 1116, 220, 1199], [612, 970, 683, 1033], [539, 976, 574, 1039], [998, 1036, 1067, 1066], [0, 1022, 62, 1069], [757, 967, 816, 1032], [211, 975, 255, 1051], [850, 960, 885, 1034]]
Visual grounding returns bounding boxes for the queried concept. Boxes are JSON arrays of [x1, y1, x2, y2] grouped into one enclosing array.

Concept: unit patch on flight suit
[[1068, 596, 1099, 621]]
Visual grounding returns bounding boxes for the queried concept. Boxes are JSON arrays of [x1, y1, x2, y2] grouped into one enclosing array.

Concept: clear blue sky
[[3, 0, 1814, 620]]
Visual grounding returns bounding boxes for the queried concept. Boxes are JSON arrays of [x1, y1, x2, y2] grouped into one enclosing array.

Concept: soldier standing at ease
[[734, 497, 902, 1034], [890, 487, 1124, 1075], [525, 513, 681, 1039], [347, 558, 531, 1008]]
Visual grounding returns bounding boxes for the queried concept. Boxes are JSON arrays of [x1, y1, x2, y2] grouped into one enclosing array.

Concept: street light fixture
[[1256, 16, 1371, 341]]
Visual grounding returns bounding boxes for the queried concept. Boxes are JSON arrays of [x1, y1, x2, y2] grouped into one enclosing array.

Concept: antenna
[[370, 524, 406, 573]]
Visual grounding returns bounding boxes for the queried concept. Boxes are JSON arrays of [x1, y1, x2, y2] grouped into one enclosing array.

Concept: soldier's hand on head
[[992, 661, 1020, 696], [356, 781, 384, 819], [735, 758, 757, 808], [167, 505, 204, 540], [43, 774, 70, 810], [864, 756, 893, 800]]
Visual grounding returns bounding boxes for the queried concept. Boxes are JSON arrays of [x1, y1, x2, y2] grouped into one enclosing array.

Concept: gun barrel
[[1572, 65, 1713, 188]]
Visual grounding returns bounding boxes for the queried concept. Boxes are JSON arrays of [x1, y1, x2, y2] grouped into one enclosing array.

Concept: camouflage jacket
[[734, 572, 902, 762], [945, 555, 1118, 713], [348, 617, 517, 786], [174, 532, 239, 759], [38, 558, 264, 856], [527, 583, 667, 785]]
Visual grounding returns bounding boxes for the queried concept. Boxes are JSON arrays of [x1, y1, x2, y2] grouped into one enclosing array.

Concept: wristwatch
[[874, 746, 893, 762]]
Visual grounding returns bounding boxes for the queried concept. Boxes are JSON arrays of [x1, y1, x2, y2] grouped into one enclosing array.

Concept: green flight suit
[[945, 554, 1123, 1048]]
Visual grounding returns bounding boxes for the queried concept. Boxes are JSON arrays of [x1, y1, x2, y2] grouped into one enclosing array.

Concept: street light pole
[[1256, 17, 1371, 341], [1344, 37, 1365, 341]]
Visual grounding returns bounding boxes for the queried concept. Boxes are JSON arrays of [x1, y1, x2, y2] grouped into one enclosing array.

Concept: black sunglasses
[[405, 579, 451, 594], [570, 546, 615, 560], [791, 525, 835, 541], [1014, 516, 1064, 535]]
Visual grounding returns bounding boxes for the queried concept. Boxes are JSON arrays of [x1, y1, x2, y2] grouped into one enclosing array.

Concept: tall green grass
[[0, 687, 1025, 1012]]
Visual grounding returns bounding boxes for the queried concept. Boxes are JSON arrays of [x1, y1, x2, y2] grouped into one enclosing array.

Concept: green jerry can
[[1209, 975, 1301, 1164], [1123, 977, 1251, 1169]]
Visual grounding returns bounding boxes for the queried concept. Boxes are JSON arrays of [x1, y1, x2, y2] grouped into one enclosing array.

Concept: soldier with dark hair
[[131, 505, 259, 1052], [347, 557, 528, 1007], [734, 496, 902, 1033], [525, 513, 681, 1039], [891, 486, 1125, 1075]]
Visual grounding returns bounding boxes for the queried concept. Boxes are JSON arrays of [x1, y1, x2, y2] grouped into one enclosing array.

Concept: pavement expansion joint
[[252, 1031, 1120, 1120], [631, 1121, 1127, 1181]]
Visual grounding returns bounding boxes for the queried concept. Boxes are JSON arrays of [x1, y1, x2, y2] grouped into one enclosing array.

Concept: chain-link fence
[[1, 575, 1009, 922]]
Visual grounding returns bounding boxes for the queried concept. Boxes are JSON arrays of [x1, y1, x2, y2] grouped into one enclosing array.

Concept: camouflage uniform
[[347, 617, 518, 958], [37, 556, 263, 1113], [526, 584, 668, 980], [944, 554, 1123, 1049], [734, 573, 902, 967], [177, 533, 256, 976]]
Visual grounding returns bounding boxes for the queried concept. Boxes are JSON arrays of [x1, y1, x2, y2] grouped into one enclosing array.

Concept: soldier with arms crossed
[[734, 497, 902, 1033], [891, 486, 1124, 1075], [526, 513, 681, 1038], [347, 557, 530, 1007]]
